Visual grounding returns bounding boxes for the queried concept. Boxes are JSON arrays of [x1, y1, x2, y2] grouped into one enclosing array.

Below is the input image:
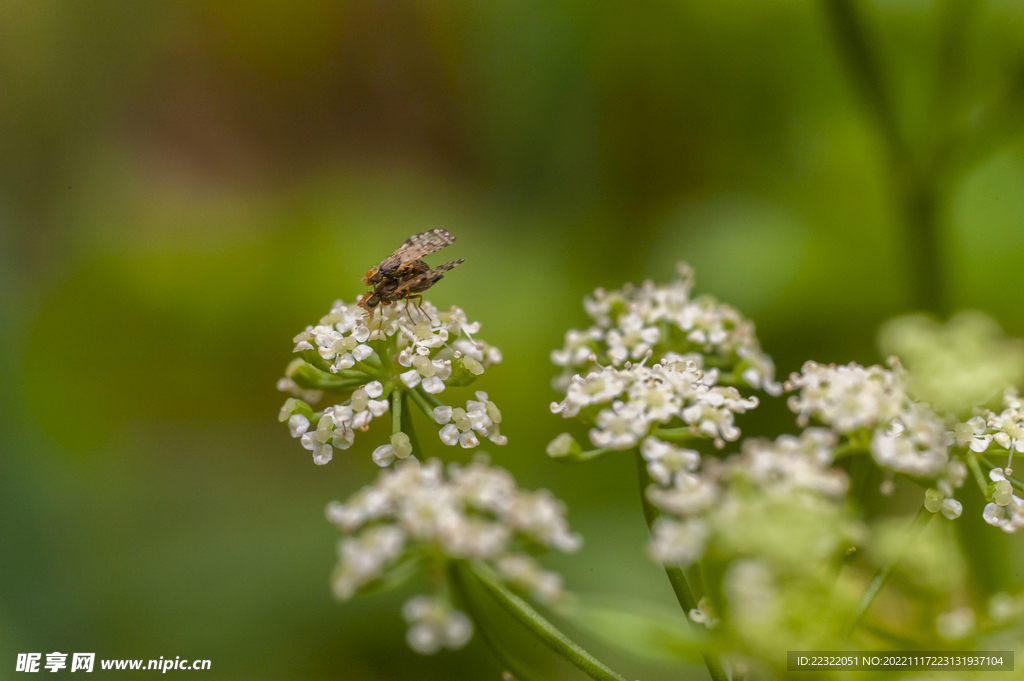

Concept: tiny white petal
[[372, 445, 396, 467], [367, 399, 390, 417], [421, 376, 445, 394], [288, 414, 310, 437], [439, 424, 460, 446]]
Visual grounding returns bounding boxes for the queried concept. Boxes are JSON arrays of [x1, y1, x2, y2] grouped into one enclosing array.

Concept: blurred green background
[[2, 0, 1024, 678]]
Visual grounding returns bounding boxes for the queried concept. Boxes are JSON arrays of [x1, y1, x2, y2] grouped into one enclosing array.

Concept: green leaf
[[558, 594, 707, 663]]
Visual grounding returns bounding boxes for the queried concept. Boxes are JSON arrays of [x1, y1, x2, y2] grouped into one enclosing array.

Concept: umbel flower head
[[643, 429, 867, 653], [645, 429, 859, 571], [278, 299, 504, 466], [548, 264, 776, 455], [325, 454, 582, 653], [551, 263, 780, 394]]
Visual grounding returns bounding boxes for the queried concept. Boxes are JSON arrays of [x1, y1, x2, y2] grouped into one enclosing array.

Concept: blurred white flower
[[325, 455, 581, 609], [402, 596, 474, 655], [551, 263, 780, 395]]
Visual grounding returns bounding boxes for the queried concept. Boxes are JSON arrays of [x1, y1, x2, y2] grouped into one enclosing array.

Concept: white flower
[[647, 470, 719, 517], [870, 403, 949, 477], [950, 416, 991, 453], [326, 456, 581, 609], [435, 393, 508, 448], [941, 498, 963, 520], [936, 607, 976, 640], [400, 369, 422, 388], [648, 517, 709, 567], [283, 299, 503, 466], [331, 525, 406, 599], [688, 596, 719, 629], [496, 553, 565, 603], [439, 424, 460, 446], [552, 263, 779, 393], [372, 445, 396, 467], [402, 596, 474, 655], [729, 429, 848, 499], [288, 414, 310, 438], [785, 361, 904, 433], [553, 360, 756, 449], [640, 437, 700, 485]]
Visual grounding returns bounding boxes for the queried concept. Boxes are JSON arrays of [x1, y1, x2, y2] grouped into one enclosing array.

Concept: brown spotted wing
[[362, 229, 456, 286]]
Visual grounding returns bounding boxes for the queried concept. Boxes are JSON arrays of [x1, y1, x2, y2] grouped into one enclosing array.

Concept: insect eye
[[368, 296, 379, 308], [370, 273, 383, 284]]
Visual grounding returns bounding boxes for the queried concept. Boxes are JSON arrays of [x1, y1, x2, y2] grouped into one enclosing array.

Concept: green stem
[[842, 506, 933, 637], [634, 451, 728, 681], [400, 392, 423, 457], [822, 0, 944, 314], [406, 386, 437, 420], [392, 390, 403, 436], [447, 563, 546, 681], [551, 448, 614, 464], [415, 386, 445, 409], [288, 362, 374, 390], [833, 442, 869, 460], [353, 360, 383, 379], [968, 453, 989, 493], [463, 562, 627, 681], [976, 455, 1024, 490], [652, 427, 700, 444]]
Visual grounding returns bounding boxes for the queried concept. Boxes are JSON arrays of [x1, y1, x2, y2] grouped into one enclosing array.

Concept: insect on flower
[[359, 230, 465, 317]]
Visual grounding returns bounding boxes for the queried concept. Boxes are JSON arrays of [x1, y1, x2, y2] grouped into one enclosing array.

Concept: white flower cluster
[[550, 358, 759, 450], [286, 382, 390, 465], [962, 388, 1024, 471], [401, 596, 474, 655], [646, 430, 854, 570], [982, 468, 1024, 532], [326, 455, 580, 616], [293, 300, 500, 380], [280, 300, 504, 465], [785, 361, 951, 478], [551, 263, 780, 394], [434, 391, 507, 448]]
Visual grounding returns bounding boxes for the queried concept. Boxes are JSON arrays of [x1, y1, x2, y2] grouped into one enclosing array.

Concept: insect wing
[[374, 229, 456, 281], [394, 259, 465, 295]]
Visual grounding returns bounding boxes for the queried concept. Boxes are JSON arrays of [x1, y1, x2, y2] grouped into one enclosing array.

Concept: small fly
[[358, 230, 464, 318], [362, 229, 456, 286]]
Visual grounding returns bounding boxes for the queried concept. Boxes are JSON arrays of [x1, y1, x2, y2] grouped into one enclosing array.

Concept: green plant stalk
[[843, 506, 933, 637], [462, 562, 627, 681], [392, 390, 403, 435], [634, 451, 728, 681], [552, 448, 614, 464], [651, 427, 700, 444], [968, 453, 989, 493], [406, 386, 437, 420], [447, 563, 546, 681], [822, 0, 944, 314], [415, 386, 444, 409], [399, 392, 422, 457], [353, 360, 383, 379]]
